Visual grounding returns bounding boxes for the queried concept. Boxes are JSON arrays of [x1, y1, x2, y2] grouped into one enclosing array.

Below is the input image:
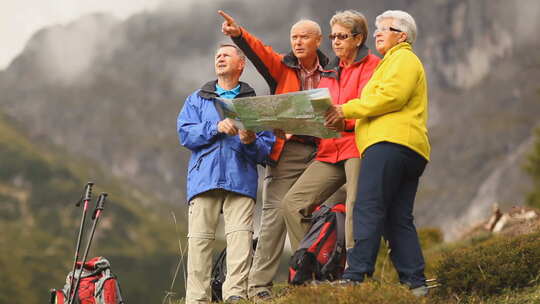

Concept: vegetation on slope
[[525, 126, 540, 209], [171, 227, 540, 304], [0, 112, 186, 304]]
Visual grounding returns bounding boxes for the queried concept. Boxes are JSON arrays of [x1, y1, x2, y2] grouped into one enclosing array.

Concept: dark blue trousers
[[343, 142, 427, 288]]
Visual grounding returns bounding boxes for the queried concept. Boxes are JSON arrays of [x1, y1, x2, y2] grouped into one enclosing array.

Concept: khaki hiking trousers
[[186, 189, 254, 304], [247, 141, 315, 298]]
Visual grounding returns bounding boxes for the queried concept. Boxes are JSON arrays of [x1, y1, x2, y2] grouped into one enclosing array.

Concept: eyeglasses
[[374, 26, 402, 34], [328, 33, 358, 41]]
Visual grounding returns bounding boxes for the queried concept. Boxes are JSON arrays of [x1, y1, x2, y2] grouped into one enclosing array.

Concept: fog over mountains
[[1, 0, 539, 239]]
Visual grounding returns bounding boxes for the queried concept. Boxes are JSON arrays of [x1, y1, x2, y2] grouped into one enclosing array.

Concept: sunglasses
[[374, 26, 403, 34], [328, 33, 359, 41]]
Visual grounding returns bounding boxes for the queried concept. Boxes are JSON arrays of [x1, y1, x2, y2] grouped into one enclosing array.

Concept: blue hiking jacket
[[177, 80, 275, 202]]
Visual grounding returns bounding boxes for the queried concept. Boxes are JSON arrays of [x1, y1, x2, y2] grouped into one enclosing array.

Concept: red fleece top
[[316, 53, 380, 163]]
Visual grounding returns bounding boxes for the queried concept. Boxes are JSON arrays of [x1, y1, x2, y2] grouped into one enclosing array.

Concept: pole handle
[[92, 193, 107, 220], [76, 182, 94, 207], [83, 182, 94, 201]]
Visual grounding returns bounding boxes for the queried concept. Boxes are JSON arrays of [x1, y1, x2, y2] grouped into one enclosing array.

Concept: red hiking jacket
[[316, 46, 380, 163]]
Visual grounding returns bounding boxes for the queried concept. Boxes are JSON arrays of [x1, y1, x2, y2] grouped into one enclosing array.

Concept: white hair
[[375, 10, 417, 45], [291, 19, 322, 36]]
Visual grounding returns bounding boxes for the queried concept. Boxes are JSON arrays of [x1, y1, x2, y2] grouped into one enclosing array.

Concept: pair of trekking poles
[[66, 182, 108, 304]]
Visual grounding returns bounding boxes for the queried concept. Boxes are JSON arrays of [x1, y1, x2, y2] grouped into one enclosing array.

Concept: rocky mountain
[[0, 0, 539, 241]]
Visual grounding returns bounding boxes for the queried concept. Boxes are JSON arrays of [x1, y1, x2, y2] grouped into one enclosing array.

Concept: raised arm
[[218, 10, 284, 92]]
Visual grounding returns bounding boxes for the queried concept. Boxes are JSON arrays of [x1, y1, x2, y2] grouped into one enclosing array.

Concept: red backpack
[[50, 257, 124, 304], [289, 202, 346, 285]]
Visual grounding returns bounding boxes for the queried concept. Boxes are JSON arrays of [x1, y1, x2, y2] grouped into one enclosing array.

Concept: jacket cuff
[[232, 27, 245, 43], [344, 119, 356, 132], [268, 136, 285, 165], [210, 121, 219, 137]]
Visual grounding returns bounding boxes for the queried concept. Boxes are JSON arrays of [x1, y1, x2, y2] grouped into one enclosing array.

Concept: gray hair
[[291, 19, 322, 36], [375, 10, 417, 45], [330, 10, 368, 46], [216, 43, 246, 61]]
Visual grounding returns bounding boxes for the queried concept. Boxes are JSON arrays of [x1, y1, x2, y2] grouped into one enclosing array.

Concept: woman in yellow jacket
[[325, 10, 430, 296]]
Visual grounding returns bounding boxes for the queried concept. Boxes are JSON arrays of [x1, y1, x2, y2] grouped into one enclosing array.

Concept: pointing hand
[[218, 10, 241, 38]]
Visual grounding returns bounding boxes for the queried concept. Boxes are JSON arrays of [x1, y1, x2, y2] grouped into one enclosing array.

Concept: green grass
[[170, 227, 540, 304]]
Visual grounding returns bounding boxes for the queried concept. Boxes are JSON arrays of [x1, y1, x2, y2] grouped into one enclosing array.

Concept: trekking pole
[[68, 193, 108, 304], [66, 182, 93, 299]]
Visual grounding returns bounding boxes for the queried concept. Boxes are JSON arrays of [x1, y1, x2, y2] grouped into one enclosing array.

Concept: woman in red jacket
[[283, 10, 380, 251]]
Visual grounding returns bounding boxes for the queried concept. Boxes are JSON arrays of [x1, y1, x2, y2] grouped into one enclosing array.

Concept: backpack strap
[[94, 268, 124, 303], [334, 208, 346, 255], [210, 246, 228, 302]]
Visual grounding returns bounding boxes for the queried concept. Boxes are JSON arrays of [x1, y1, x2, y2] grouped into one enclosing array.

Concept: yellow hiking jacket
[[342, 42, 430, 161]]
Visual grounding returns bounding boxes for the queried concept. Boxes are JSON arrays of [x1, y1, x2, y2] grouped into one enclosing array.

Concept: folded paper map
[[216, 88, 339, 138]]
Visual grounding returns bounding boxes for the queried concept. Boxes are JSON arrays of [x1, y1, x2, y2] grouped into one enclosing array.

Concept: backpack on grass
[[288, 202, 346, 285], [50, 256, 124, 304], [211, 238, 258, 302]]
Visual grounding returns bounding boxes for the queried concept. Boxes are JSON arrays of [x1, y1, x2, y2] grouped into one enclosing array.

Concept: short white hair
[[375, 10, 417, 45], [291, 19, 322, 36]]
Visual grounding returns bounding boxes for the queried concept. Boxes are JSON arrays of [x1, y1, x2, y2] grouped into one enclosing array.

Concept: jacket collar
[[382, 42, 412, 59], [322, 45, 371, 74], [282, 49, 329, 70], [198, 80, 256, 99]]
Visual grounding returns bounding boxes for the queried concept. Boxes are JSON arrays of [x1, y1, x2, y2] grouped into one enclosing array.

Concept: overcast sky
[[0, 0, 170, 69]]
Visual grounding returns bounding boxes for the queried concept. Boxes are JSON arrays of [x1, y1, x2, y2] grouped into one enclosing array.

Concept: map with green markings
[[216, 88, 339, 138]]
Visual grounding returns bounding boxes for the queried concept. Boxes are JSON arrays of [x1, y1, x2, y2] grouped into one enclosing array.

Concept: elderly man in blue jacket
[[177, 43, 274, 304]]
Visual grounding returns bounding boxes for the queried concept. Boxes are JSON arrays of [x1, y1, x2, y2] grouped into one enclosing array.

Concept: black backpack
[[288, 202, 346, 285], [210, 239, 258, 302]]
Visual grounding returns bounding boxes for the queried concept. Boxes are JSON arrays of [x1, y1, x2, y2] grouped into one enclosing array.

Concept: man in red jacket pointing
[[219, 10, 339, 301]]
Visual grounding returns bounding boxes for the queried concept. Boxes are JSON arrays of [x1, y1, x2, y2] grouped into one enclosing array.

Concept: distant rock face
[[0, 0, 539, 238]]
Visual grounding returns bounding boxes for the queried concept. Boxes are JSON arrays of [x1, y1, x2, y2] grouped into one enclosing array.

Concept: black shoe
[[332, 279, 362, 287], [252, 290, 272, 302], [225, 295, 245, 303]]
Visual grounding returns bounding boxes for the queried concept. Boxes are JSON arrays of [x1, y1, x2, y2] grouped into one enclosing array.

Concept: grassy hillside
[[172, 228, 540, 304], [0, 112, 186, 304]]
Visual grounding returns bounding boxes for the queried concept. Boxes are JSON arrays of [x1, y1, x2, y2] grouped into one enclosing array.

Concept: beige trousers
[[247, 141, 316, 298], [283, 158, 361, 252], [186, 189, 254, 304]]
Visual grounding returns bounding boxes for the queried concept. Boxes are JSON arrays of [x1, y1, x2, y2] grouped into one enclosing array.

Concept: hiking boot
[[251, 290, 272, 302], [225, 295, 245, 303], [411, 285, 429, 297], [332, 279, 362, 287]]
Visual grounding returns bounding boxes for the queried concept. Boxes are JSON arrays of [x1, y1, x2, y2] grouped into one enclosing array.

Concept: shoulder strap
[[334, 211, 346, 256], [94, 268, 125, 303], [320, 209, 346, 277]]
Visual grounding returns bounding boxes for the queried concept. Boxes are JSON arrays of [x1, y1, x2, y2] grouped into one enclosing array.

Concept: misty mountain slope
[[0, 112, 185, 304], [416, 45, 540, 238], [0, 0, 539, 238]]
